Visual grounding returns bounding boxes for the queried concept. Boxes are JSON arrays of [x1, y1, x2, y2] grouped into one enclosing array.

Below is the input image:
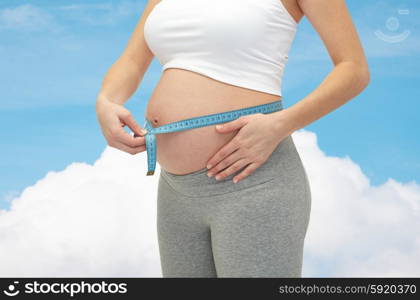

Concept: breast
[[144, 0, 297, 96]]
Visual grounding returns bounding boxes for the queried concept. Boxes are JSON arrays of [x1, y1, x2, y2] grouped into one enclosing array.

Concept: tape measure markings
[[143, 100, 283, 175]]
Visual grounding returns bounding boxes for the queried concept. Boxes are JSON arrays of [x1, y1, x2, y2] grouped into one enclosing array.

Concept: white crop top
[[144, 0, 298, 96]]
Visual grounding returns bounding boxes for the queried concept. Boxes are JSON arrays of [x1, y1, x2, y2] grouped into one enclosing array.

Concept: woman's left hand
[[206, 112, 291, 183]]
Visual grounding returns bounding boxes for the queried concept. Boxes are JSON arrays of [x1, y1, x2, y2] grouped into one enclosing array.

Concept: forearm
[[274, 61, 370, 135], [96, 55, 151, 106]]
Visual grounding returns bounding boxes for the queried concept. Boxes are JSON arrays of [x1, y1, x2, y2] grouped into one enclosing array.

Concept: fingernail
[[215, 175, 221, 180], [206, 164, 212, 169], [216, 125, 222, 129], [233, 178, 238, 184], [141, 129, 148, 135], [207, 172, 212, 177]]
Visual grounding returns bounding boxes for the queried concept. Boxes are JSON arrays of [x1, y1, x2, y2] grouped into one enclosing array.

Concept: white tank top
[[144, 0, 297, 96]]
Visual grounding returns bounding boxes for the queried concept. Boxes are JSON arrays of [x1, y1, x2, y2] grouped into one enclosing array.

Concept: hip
[[159, 134, 310, 199]]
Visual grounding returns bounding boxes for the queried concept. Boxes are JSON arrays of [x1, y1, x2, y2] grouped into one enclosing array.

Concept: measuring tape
[[142, 100, 283, 176]]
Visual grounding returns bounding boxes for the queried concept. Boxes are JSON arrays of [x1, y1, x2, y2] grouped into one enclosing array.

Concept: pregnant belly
[[145, 68, 281, 175]]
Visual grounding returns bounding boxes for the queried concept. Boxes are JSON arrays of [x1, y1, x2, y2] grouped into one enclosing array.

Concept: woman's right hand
[[96, 98, 148, 155]]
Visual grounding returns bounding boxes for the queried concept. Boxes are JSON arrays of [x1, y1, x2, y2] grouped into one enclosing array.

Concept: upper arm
[[297, 0, 369, 72], [120, 0, 162, 69]]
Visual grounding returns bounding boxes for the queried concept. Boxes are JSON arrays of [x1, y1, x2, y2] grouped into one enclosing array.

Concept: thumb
[[215, 117, 247, 133], [121, 112, 147, 136]]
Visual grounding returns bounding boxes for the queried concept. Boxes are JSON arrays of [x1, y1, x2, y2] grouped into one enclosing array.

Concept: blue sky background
[[0, 0, 419, 209]]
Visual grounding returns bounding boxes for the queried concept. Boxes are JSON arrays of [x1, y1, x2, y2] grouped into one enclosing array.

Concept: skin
[[96, 0, 370, 184]]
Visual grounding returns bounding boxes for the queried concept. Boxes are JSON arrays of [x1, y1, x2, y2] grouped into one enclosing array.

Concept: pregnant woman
[[96, 0, 369, 277]]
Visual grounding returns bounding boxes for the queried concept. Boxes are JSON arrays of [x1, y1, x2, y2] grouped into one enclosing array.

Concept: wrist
[[96, 93, 114, 113], [96, 92, 126, 106], [270, 108, 299, 138], [96, 92, 112, 105]]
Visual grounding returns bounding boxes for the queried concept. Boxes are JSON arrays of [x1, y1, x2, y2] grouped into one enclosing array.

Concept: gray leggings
[[157, 134, 311, 277]]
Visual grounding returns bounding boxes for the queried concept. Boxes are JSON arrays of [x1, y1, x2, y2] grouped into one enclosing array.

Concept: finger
[[207, 149, 242, 177], [111, 127, 146, 148], [120, 111, 148, 136], [215, 116, 248, 133], [206, 139, 241, 169], [214, 158, 249, 181], [109, 140, 146, 155], [232, 162, 260, 183]]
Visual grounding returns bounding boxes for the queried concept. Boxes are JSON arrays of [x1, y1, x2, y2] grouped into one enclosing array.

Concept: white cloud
[[54, 1, 145, 26], [295, 130, 420, 277], [0, 4, 55, 32], [56, 4, 113, 11], [0, 130, 419, 277], [0, 1, 145, 31], [0, 146, 161, 277]]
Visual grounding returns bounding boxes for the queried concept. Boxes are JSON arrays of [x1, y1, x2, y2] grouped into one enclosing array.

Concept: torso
[[145, 69, 281, 175], [144, 0, 302, 175]]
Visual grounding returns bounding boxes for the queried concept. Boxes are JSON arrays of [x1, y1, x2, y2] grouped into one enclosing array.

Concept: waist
[[159, 135, 296, 198], [142, 68, 284, 176], [145, 68, 282, 128], [143, 98, 283, 176]]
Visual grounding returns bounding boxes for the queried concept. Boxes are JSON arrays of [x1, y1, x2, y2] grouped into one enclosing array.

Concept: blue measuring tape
[[142, 100, 283, 176]]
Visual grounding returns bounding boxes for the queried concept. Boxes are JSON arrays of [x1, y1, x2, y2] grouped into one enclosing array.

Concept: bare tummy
[[145, 68, 281, 175]]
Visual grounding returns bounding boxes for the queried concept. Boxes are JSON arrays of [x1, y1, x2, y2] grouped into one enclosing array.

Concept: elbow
[[339, 59, 371, 93], [348, 61, 370, 94], [359, 64, 371, 90], [354, 57, 371, 91]]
